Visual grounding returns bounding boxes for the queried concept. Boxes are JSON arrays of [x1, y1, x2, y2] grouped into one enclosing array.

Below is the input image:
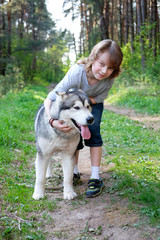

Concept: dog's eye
[[74, 106, 80, 110], [86, 105, 90, 109]]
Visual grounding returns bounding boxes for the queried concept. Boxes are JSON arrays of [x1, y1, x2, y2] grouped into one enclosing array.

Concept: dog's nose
[[86, 116, 94, 124]]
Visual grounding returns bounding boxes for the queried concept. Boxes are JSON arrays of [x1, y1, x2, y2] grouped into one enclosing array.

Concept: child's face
[[92, 52, 114, 80]]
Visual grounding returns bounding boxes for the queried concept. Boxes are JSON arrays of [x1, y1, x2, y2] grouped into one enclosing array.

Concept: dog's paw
[[64, 191, 77, 200], [32, 192, 45, 200]]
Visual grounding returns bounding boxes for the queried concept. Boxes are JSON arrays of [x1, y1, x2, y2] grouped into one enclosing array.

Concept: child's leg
[[85, 102, 103, 179], [90, 146, 102, 179], [84, 103, 104, 197], [87, 147, 104, 197]]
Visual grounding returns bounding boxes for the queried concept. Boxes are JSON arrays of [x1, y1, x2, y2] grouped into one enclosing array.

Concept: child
[[44, 39, 123, 198]]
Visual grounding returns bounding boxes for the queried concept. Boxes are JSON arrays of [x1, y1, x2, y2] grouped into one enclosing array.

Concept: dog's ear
[[56, 91, 68, 102]]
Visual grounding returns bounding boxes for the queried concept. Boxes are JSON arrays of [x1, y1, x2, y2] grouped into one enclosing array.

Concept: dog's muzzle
[[86, 116, 94, 124], [71, 116, 94, 140]]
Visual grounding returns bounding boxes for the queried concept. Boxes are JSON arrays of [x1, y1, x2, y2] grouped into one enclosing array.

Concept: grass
[[106, 84, 160, 115], [0, 83, 160, 239], [101, 110, 160, 223], [74, 222, 103, 240], [0, 85, 57, 239], [102, 82, 160, 223]]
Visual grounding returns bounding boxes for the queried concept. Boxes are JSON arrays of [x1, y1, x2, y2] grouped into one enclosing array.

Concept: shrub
[[0, 64, 24, 96], [119, 39, 160, 86]]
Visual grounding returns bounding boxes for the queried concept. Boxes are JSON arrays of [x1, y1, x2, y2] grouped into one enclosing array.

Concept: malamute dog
[[32, 89, 94, 200]]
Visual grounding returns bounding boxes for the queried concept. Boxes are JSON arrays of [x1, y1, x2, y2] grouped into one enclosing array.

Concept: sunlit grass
[[106, 84, 160, 116], [101, 110, 160, 223], [1, 83, 160, 239], [0, 85, 49, 239]]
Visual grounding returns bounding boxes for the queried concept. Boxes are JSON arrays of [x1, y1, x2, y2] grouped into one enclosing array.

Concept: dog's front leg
[[62, 153, 77, 200], [46, 158, 53, 178], [32, 153, 49, 200]]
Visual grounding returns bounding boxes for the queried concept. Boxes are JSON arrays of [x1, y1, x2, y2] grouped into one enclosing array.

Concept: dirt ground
[[104, 103, 160, 131], [41, 102, 160, 240]]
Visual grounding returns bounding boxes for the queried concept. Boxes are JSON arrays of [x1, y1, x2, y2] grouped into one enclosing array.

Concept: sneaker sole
[[86, 185, 104, 198]]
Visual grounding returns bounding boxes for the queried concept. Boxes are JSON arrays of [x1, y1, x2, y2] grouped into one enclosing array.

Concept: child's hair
[[77, 39, 123, 80]]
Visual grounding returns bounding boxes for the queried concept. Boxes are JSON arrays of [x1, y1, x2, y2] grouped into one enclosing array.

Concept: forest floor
[[41, 98, 160, 240]]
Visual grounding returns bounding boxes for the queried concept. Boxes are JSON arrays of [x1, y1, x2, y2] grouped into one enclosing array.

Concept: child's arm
[[89, 97, 96, 104], [44, 98, 72, 132]]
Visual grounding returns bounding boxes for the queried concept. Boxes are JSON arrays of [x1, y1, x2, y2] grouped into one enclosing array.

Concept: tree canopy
[[64, 0, 159, 84], [0, 0, 75, 95], [0, 0, 159, 96]]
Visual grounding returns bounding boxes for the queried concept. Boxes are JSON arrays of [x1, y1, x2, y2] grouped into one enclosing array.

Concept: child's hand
[[52, 120, 72, 133]]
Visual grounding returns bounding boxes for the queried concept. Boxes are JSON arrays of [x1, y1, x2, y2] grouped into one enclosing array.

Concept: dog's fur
[[32, 90, 94, 200]]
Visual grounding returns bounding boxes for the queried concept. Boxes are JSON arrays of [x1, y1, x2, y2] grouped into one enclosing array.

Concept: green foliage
[[1, 83, 160, 239], [0, 1, 75, 88], [35, 35, 70, 84], [12, 29, 72, 85], [0, 215, 46, 240], [106, 84, 160, 115], [88, 26, 101, 52], [0, 64, 24, 96], [0, 85, 59, 239], [101, 110, 160, 223], [0, 84, 47, 161], [120, 34, 160, 86]]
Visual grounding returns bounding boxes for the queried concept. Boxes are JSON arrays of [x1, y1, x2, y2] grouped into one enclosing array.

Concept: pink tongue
[[80, 125, 91, 140]]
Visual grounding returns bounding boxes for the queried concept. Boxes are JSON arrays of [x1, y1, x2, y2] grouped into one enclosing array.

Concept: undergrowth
[[106, 83, 160, 115], [101, 110, 160, 224], [0, 85, 54, 240], [0, 83, 160, 239]]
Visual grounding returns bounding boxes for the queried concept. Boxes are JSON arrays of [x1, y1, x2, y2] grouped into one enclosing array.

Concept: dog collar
[[49, 118, 57, 127]]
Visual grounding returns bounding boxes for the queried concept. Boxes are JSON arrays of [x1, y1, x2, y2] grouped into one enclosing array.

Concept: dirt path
[[104, 103, 160, 131], [44, 87, 159, 239], [45, 146, 159, 240]]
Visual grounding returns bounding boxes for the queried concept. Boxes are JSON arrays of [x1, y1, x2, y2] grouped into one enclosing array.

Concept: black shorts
[[77, 103, 103, 150]]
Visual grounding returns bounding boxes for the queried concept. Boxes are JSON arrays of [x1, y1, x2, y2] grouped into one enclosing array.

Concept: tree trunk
[[136, 0, 145, 71], [72, 34, 77, 59], [114, 0, 118, 41], [19, 3, 25, 39], [110, 0, 114, 40], [84, 4, 89, 50], [88, 7, 92, 52], [0, 0, 6, 74], [124, 0, 129, 45], [100, 0, 107, 40], [152, 0, 158, 59], [122, 0, 125, 43], [141, 0, 147, 23], [79, 0, 84, 55], [104, 0, 109, 39], [128, 0, 134, 52], [119, 0, 123, 46], [7, 0, 12, 58]]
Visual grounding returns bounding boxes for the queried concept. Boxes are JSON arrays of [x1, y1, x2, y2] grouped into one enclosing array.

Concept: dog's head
[[55, 89, 94, 140]]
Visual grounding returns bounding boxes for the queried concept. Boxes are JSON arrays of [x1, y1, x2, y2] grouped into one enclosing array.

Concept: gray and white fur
[[32, 89, 94, 200]]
